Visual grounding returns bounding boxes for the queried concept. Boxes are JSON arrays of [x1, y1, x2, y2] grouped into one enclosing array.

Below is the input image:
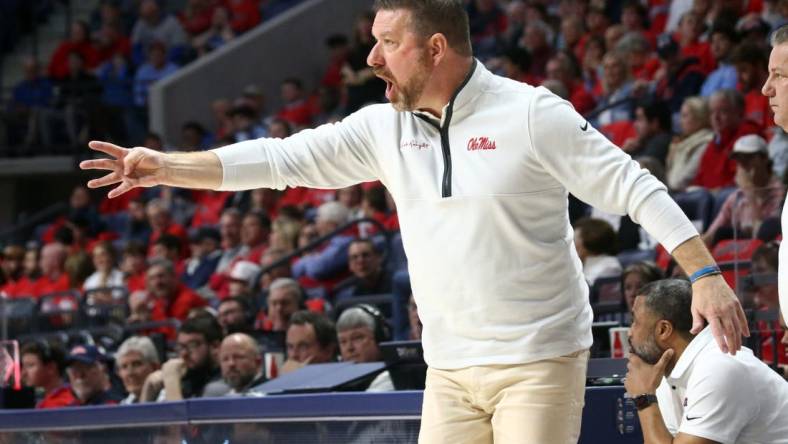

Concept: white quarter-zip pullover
[[213, 61, 698, 369]]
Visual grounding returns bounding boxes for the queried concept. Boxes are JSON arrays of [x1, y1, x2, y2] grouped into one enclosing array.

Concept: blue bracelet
[[689, 265, 722, 284]]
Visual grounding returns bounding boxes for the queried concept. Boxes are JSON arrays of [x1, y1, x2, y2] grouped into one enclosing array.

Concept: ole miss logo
[[467, 137, 497, 151]]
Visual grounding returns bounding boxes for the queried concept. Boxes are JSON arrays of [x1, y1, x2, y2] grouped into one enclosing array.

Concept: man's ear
[[427, 33, 448, 65], [654, 319, 674, 343]]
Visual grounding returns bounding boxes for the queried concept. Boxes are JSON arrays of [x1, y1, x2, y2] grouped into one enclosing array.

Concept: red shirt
[[277, 100, 313, 127], [148, 223, 189, 258], [681, 41, 716, 75], [647, 0, 668, 34], [98, 188, 143, 214], [692, 121, 761, 189], [96, 37, 131, 64], [632, 57, 661, 81], [226, 0, 261, 33], [179, 4, 217, 35], [33, 273, 72, 298], [150, 283, 208, 321], [7, 276, 40, 298], [569, 82, 596, 115], [279, 187, 335, 209], [744, 90, 774, 133], [37, 385, 76, 409], [190, 191, 231, 227], [127, 272, 146, 293], [48, 41, 100, 79]]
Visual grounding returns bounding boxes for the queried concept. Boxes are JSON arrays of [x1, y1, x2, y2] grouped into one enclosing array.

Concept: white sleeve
[[678, 360, 757, 443], [212, 107, 382, 191], [527, 89, 697, 253], [655, 379, 679, 436], [779, 202, 788, 325]]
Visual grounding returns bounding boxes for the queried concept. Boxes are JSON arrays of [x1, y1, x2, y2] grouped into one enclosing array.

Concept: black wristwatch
[[633, 393, 658, 410]]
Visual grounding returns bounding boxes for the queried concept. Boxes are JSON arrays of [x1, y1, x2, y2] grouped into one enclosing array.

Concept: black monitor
[[379, 340, 426, 390], [586, 358, 628, 386]]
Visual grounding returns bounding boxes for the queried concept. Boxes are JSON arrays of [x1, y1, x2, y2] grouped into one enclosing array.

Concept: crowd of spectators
[[4, 0, 788, 414], [0, 0, 295, 154]]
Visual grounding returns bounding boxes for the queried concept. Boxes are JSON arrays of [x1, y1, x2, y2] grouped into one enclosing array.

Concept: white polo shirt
[[655, 327, 788, 443]]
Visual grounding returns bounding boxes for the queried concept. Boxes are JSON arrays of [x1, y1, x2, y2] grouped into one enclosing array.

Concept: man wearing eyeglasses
[[141, 316, 229, 401]]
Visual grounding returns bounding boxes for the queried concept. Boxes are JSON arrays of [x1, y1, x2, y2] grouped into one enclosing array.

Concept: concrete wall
[[149, 0, 374, 146]]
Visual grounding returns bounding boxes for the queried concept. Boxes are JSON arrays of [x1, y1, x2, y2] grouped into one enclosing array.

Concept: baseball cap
[[66, 345, 107, 365], [731, 134, 768, 157], [229, 261, 261, 287]]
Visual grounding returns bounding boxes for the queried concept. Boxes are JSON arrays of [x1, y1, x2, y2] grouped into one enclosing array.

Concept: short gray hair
[[116, 336, 160, 365], [316, 201, 350, 225], [710, 89, 744, 113], [616, 31, 650, 54], [771, 24, 788, 47], [336, 307, 377, 333], [636, 279, 694, 337], [269, 277, 302, 301]]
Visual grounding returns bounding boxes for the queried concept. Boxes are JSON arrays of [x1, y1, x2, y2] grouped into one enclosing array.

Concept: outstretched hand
[[80, 141, 167, 198]]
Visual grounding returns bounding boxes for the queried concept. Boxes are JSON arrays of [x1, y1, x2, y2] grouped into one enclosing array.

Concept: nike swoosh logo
[[580, 121, 588, 131], [686, 416, 702, 421]]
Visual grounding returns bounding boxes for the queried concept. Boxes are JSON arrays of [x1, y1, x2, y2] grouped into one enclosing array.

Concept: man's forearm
[[670, 236, 716, 275], [162, 151, 223, 190], [162, 373, 184, 401], [638, 404, 675, 444]]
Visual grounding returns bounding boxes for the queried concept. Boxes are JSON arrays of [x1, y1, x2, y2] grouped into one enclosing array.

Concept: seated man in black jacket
[[333, 238, 393, 303], [141, 315, 229, 401]]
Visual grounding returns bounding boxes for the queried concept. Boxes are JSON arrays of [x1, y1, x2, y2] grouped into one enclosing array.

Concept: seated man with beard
[[141, 316, 229, 401], [219, 333, 266, 396], [625, 279, 788, 444], [701, 135, 785, 246]]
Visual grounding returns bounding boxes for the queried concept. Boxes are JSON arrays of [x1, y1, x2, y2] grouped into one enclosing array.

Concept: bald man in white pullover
[[81, 1, 748, 442]]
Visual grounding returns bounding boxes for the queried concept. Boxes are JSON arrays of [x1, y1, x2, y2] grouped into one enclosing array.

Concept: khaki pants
[[419, 350, 589, 444]]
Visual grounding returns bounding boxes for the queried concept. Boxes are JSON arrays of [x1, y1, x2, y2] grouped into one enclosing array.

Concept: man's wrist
[[633, 393, 659, 411], [689, 265, 721, 284]]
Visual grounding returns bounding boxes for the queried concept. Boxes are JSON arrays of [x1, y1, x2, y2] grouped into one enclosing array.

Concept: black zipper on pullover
[[438, 60, 477, 198]]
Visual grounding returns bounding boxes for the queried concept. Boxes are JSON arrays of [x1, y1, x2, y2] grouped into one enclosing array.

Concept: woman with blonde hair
[[268, 217, 303, 253], [83, 241, 124, 291], [665, 96, 713, 192]]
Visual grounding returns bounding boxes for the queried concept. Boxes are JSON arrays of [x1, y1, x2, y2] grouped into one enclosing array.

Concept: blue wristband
[[689, 265, 721, 284]]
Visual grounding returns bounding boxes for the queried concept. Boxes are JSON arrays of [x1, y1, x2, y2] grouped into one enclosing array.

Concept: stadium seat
[[712, 239, 763, 262], [717, 259, 752, 292], [1, 298, 38, 337], [82, 286, 130, 327], [590, 276, 625, 320], [38, 290, 82, 332]]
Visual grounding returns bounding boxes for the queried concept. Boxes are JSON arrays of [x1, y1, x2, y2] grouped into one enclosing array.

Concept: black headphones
[[354, 304, 391, 343]]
